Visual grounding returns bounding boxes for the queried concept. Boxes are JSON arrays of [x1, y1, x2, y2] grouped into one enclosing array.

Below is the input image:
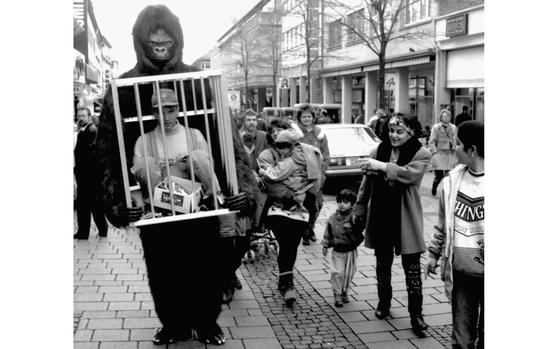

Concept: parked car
[[319, 123, 380, 178]]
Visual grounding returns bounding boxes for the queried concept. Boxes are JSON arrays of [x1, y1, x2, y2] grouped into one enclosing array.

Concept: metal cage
[[111, 70, 238, 227]]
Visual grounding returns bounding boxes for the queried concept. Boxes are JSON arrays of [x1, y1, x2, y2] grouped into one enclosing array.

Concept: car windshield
[[323, 127, 378, 157]]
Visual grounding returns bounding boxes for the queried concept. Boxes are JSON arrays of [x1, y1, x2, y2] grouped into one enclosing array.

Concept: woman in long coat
[[353, 114, 431, 336], [428, 109, 458, 196]]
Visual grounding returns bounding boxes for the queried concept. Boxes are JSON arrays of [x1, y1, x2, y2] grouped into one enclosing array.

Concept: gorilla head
[[132, 5, 184, 72]]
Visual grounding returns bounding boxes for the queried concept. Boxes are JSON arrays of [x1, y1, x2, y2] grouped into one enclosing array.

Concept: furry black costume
[[95, 5, 258, 345]]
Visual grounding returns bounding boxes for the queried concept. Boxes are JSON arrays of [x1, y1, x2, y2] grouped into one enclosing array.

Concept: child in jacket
[[321, 189, 364, 307]]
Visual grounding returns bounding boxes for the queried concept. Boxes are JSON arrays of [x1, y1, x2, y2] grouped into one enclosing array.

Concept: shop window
[[328, 19, 342, 50], [346, 9, 364, 45]]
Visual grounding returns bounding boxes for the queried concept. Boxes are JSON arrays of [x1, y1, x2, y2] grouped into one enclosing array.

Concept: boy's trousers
[[330, 249, 358, 296]]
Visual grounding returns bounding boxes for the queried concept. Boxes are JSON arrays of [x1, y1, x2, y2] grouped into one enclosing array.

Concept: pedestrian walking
[[429, 109, 458, 196], [74, 106, 108, 239], [425, 120, 484, 349], [258, 122, 321, 306], [454, 105, 472, 127], [354, 114, 431, 336], [321, 189, 364, 308], [296, 103, 330, 245]]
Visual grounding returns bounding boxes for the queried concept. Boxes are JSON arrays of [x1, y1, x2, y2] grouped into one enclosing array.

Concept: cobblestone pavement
[[74, 171, 453, 348]]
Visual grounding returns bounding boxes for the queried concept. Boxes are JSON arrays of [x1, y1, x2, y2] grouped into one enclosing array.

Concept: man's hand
[[223, 192, 250, 212], [424, 257, 438, 280], [322, 247, 328, 257]]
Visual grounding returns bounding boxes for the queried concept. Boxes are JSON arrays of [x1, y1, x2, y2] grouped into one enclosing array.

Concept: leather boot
[[404, 260, 427, 336], [375, 258, 393, 319]]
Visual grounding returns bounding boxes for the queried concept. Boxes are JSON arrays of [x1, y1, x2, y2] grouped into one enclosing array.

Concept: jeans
[[375, 249, 423, 316], [452, 270, 484, 349], [331, 249, 358, 296]]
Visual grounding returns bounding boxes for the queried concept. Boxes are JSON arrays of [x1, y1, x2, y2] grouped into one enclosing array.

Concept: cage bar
[[110, 71, 238, 227]]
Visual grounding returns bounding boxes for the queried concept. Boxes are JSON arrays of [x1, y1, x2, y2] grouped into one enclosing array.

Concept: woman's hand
[[357, 158, 387, 172]]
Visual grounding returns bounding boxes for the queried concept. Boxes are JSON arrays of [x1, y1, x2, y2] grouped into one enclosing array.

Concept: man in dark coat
[[94, 5, 257, 346], [74, 106, 108, 239], [454, 105, 472, 127]]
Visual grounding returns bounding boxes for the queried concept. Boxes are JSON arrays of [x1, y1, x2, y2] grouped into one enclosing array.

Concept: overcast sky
[[91, 0, 261, 72]]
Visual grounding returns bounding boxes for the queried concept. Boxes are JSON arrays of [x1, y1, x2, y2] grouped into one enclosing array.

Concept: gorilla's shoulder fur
[[96, 5, 257, 227]]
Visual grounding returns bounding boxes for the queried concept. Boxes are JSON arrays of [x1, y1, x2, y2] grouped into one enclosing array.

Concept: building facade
[[211, 0, 282, 115], [73, 0, 114, 115], [319, 0, 436, 126], [279, 0, 322, 107], [434, 3, 484, 122]]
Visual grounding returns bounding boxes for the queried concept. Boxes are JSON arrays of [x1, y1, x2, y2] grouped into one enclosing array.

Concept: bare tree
[[289, 0, 321, 103], [328, 0, 432, 109], [256, 8, 283, 107]]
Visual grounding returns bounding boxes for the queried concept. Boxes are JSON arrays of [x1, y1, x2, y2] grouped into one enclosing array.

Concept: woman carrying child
[[258, 125, 322, 306], [425, 121, 484, 349], [321, 189, 364, 308], [353, 114, 431, 336]]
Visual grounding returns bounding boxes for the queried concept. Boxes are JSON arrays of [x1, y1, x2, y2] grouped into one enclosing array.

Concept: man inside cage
[[131, 88, 223, 211]]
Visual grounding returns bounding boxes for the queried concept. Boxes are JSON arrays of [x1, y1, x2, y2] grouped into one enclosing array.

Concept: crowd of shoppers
[[75, 44, 482, 346]]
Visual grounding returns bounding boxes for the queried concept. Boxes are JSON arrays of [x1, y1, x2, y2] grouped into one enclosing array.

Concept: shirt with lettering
[[452, 169, 484, 276]]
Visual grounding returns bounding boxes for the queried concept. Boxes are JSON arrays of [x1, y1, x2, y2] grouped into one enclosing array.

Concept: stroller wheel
[[246, 250, 255, 263]]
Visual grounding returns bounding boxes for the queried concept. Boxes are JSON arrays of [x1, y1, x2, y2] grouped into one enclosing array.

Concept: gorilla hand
[[118, 205, 144, 224], [223, 192, 250, 214]]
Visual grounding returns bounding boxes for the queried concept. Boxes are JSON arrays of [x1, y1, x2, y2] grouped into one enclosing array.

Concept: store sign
[[227, 90, 240, 110], [385, 73, 395, 91], [446, 14, 468, 37]]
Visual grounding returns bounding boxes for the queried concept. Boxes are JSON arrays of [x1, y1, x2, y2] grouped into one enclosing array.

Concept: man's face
[[244, 115, 257, 132], [77, 109, 91, 127], [154, 105, 179, 132]]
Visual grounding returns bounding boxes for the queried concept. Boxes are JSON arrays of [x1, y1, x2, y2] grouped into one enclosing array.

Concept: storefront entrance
[[450, 87, 484, 123]]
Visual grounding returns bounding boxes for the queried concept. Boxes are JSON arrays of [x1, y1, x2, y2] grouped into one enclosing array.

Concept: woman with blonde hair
[[428, 109, 458, 196]]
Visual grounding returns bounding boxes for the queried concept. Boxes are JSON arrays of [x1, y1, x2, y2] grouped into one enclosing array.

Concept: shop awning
[[320, 50, 434, 78], [446, 45, 484, 88]]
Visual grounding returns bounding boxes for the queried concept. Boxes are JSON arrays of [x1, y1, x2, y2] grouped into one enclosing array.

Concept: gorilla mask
[[146, 28, 174, 62]]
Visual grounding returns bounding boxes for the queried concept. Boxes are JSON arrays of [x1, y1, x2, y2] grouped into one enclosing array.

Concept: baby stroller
[[242, 226, 279, 263]]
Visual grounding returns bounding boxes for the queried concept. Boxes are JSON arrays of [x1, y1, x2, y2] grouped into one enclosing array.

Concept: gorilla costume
[[95, 5, 258, 346]]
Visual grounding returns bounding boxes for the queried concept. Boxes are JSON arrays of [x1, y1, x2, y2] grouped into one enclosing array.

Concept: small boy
[[321, 189, 364, 307], [425, 121, 484, 349]]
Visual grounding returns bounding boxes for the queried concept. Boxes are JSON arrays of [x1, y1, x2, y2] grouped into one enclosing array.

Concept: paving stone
[[234, 315, 270, 326], [75, 302, 109, 311], [123, 317, 161, 329], [87, 318, 123, 329], [358, 331, 396, 343], [130, 329, 156, 341], [366, 339, 416, 349], [73, 342, 100, 349], [91, 329, 130, 341], [409, 336, 447, 349], [347, 320, 395, 334], [229, 326, 275, 339], [74, 329, 93, 341], [108, 302, 141, 311], [116, 310, 151, 318], [99, 341, 138, 349], [75, 293, 104, 302], [423, 313, 452, 326], [104, 293, 135, 302]]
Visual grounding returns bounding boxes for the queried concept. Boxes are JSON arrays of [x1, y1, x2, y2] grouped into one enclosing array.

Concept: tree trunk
[[378, 51, 386, 110]]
